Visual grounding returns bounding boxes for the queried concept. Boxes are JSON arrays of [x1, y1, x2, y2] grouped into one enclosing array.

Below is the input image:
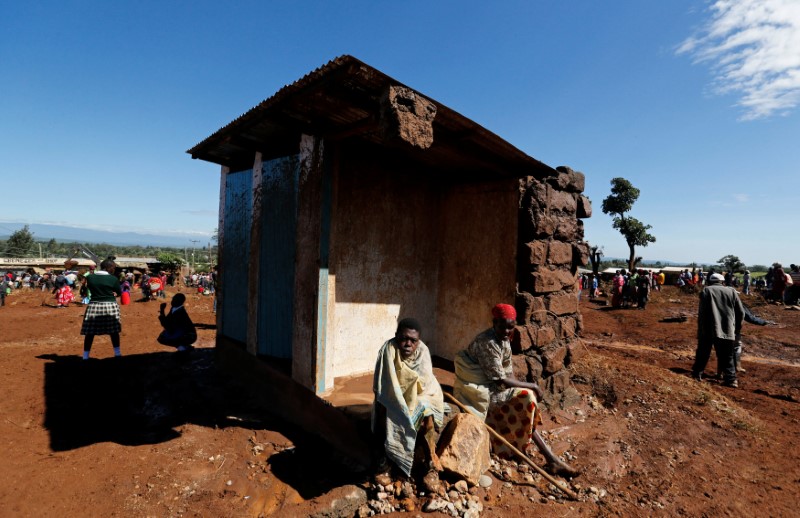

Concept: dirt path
[[1, 285, 798, 516]]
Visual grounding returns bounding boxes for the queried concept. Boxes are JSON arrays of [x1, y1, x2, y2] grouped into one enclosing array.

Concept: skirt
[[80, 301, 122, 335], [485, 388, 541, 459]]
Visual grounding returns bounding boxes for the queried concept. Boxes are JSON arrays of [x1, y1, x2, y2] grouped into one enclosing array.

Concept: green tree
[[601, 178, 656, 272], [718, 254, 745, 273], [5, 225, 36, 257], [156, 252, 185, 272]]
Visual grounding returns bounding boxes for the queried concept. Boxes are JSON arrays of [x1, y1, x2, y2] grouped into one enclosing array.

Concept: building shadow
[[37, 349, 367, 499]]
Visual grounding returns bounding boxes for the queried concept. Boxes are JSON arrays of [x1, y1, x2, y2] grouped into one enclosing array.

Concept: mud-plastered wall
[[514, 166, 592, 408]]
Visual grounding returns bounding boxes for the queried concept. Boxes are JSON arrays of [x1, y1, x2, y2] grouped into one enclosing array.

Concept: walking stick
[[443, 392, 579, 501]]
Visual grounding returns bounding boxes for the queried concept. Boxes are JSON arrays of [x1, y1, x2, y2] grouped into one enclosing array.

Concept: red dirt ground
[[1, 285, 798, 517]]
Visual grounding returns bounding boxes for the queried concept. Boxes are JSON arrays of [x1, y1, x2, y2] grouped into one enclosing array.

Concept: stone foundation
[[513, 166, 591, 409]]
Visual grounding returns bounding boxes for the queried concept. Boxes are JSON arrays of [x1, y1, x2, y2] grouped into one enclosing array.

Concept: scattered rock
[[479, 475, 493, 488], [454, 480, 469, 493]]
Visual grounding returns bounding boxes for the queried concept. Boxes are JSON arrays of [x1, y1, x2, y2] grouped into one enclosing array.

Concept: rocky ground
[[1, 285, 798, 517]]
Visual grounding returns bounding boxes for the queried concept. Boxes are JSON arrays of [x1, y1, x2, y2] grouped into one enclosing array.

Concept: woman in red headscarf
[[453, 303, 578, 477]]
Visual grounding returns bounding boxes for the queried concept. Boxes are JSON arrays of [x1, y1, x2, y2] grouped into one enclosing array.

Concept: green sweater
[[86, 273, 119, 302]]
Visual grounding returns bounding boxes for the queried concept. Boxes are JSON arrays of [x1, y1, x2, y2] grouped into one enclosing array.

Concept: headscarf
[[491, 303, 516, 320]]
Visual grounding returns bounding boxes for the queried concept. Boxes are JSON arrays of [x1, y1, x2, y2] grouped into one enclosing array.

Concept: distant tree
[[601, 178, 656, 272], [718, 255, 745, 273], [5, 225, 36, 257], [212, 227, 218, 244], [157, 252, 185, 272], [589, 245, 604, 276], [45, 238, 58, 255]]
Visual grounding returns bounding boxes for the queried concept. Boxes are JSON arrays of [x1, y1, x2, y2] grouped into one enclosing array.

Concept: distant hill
[[0, 222, 213, 248]]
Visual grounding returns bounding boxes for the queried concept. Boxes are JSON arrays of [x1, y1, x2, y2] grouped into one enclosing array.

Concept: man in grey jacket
[[691, 273, 745, 387]]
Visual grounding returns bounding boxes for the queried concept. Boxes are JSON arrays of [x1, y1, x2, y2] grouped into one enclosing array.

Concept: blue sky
[[2, 1, 798, 266]]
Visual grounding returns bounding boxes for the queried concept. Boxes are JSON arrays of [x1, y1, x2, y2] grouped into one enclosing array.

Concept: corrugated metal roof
[[188, 55, 555, 178]]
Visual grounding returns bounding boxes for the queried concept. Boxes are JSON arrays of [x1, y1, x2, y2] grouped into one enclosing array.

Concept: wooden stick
[[443, 392, 579, 500]]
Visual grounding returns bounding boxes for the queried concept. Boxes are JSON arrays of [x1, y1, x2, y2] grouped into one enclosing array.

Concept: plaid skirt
[[80, 301, 122, 335]]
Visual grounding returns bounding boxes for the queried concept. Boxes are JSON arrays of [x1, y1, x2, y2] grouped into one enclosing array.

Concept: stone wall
[[512, 165, 592, 409]]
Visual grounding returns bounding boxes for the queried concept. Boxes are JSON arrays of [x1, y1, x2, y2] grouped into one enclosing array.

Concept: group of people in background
[[605, 269, 663, 310]]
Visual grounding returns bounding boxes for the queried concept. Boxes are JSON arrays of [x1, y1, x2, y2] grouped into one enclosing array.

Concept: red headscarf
[[491, 303, 517, 320]]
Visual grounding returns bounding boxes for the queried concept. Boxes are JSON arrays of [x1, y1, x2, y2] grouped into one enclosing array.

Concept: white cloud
[[678, 0, 800, 120], [733, 193, 750, 202]]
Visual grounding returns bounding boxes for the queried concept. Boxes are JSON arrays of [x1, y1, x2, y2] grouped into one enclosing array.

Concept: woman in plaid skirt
[[81, 257, 122, 360]]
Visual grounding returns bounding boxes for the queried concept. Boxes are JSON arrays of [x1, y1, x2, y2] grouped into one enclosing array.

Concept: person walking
[[80, 257, 122, 360], [691, 273, 745, 387]]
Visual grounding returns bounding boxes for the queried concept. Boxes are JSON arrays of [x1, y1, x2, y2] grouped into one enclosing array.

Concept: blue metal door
[[257, 156, 299, 358], [221, 169, 252, 343]]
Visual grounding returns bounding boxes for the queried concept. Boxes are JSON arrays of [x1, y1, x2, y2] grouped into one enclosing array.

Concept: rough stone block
[[551, 167, 573, 190], [548, 292, 578, 316], [560, 316, 577, 339], [548, 189, 577, 213], [380, 85, 436, 149], [554, 217, 580, 241], [535, 326, 556, 347], [568, 172, 586, 193], [525, 354, 544, 381], [566, 340, 585, 365], [547, 240, 573, 265], [515, 292, 546, 325], [511, 354, 529, 382], [437, 413, 491, 486], [546, 369, 572, 396], [573, 242, 590, 268], [531, 268, 575, 294], [511, 325, 532, 353], [532, 210, 556, 237], [542, 345, 568, 375], [523, 240, 548, 266], [577, 195, 592, 218], [528, 179, 548, 205]]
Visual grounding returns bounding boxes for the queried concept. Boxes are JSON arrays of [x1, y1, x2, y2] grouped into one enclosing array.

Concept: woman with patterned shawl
[[454, 303, 578, 477]]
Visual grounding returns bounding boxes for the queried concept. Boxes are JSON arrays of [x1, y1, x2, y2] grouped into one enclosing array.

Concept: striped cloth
[[80, 301, 122, 335]]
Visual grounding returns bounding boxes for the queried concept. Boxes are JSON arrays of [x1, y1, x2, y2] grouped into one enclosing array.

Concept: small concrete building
[[189, 56, 590, 403]]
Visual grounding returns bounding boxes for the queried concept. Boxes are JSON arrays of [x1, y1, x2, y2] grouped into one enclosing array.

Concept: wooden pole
[[443, 392, 579, 500]]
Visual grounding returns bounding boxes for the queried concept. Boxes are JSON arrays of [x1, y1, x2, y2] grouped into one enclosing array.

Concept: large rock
[[287, 485, 368, 518], [437, 413, 491, 486]]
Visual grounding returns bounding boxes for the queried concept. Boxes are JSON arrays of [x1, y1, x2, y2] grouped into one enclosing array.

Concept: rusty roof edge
[[187, 55, 557, 176], [187, 55, 361, 157]]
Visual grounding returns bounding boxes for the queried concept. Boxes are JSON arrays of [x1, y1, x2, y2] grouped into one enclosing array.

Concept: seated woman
[[157, 293, 197, 351], [372, 318, 444, 488], [454, 303, 578, 477]]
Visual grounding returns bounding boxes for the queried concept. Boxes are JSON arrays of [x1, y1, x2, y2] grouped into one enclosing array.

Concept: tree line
[[1, 225, 217, 270]]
